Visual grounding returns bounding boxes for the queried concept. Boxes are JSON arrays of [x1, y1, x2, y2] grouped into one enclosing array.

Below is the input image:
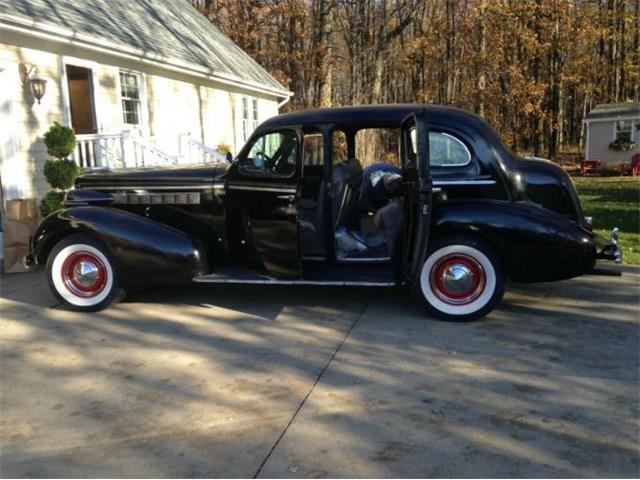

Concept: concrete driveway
[[1, 267, 638, 478]]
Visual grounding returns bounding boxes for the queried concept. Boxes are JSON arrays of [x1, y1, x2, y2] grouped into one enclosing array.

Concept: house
[[584, 103, 640, 166], [0, 0, 291, 202]]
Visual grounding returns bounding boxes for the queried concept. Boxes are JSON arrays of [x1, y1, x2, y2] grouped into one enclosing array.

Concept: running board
[[193, 266, 395, 286], [193, 275, 394, 286]]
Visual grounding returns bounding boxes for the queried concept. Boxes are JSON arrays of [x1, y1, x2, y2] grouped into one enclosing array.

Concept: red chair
[[581, 159, 602, 176], [620, 153, 640, 176]]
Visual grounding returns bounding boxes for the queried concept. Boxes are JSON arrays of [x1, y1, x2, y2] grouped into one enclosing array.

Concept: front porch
[[73, 130, 229, 170]]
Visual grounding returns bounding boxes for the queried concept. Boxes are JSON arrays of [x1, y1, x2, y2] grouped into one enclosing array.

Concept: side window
[[429, 131, 471, 167], [238, 130, 298, 177], [332, 130, 348, 165], [303, 133, 323, 166], [402, 127, 417, 167]]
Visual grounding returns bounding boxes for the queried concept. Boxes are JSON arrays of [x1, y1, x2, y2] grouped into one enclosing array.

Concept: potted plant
[[39, 122, 80, 217]]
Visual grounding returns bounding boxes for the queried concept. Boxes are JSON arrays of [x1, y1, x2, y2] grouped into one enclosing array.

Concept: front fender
[[431, 200, 596, 282], [31, 207, 208, 287]]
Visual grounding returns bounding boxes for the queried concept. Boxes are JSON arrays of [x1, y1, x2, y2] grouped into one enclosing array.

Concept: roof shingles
[[585, 102, 640, 120], [0, 0, 287, 94]]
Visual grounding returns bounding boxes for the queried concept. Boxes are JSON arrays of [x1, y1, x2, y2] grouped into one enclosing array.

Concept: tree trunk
[[476, 0, 486, 116]]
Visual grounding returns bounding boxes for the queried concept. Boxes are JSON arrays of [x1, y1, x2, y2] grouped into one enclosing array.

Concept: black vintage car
[[29, 105, 605, 321]]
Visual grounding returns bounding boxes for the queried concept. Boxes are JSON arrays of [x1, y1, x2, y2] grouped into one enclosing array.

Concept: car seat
[[332, 158, 362, 229]]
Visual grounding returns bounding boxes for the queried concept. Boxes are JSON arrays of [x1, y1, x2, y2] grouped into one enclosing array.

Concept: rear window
[[430, 132, 471, 167]]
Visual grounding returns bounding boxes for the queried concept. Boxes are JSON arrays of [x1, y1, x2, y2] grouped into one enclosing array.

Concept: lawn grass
[[573, 176, 640, 265]]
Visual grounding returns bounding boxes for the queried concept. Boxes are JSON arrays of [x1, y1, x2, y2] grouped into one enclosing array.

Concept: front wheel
[[417, 236, 504, 322], [46, 233, 123, 311]]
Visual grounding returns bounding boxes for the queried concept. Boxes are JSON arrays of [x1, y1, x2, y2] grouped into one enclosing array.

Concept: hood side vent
[[112, 192, 201, 205]]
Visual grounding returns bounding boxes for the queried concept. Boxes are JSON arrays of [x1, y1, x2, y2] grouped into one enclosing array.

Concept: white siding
[[0, 44, 65, 200], [0, 30, 283, 202]]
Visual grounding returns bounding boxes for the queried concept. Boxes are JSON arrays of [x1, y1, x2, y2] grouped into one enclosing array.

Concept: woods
[[193, 0, 639, 160]]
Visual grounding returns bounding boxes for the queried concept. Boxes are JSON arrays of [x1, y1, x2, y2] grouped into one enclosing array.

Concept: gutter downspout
[[277, 94, 292, 111]]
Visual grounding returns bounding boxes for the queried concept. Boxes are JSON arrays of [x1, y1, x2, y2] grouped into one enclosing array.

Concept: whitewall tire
[[418, 236, 504, 321], [46, 234, 122, 311]]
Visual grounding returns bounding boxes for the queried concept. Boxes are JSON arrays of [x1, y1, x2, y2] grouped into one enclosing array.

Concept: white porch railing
[[178, 133, 229, 164], [74, 132, 126, 169], [74, 130, 229, 169]]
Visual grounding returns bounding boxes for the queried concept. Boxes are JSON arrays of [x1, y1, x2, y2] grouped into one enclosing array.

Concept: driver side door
[[226, 129, 303, 278]]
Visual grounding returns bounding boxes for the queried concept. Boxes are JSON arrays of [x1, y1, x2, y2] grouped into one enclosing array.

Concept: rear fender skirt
[[31, 207, 208, 287], [430, 200, 596, 282]]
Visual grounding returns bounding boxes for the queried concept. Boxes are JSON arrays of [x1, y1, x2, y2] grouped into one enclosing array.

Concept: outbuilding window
[[614, 120, 633, 143]]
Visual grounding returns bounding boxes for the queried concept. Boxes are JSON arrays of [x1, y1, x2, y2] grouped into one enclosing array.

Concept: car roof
[[257, 104, 488, 131]]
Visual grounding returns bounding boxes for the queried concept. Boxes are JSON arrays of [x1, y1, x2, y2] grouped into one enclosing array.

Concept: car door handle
[[277, 194, 296, 202]]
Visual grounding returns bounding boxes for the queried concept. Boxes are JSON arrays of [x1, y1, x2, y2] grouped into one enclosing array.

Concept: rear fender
[[31, 207, 208, 286], [431, 200, 596, 282]]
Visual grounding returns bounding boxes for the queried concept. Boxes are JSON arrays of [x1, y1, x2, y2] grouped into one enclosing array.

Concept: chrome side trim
[[337, 256, 392, 263], [193, 276, 395, 287], [83, 185, 215, 191], [433, 179, 496, 186], [301, 256, 327, 261], [228, 184, 297, 194]]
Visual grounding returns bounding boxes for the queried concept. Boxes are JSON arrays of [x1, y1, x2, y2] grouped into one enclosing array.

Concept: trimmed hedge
[[39, 191, 66, 217], [43, 122, 76, 159], [43, 159, 80, 190]]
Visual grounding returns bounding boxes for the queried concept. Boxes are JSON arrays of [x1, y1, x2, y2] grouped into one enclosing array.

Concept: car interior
[[299, 128, 404, 264]]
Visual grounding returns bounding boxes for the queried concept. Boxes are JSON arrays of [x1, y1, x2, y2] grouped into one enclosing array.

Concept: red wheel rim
[[429, 253, 485, 305], [61, 252, 107, 298]]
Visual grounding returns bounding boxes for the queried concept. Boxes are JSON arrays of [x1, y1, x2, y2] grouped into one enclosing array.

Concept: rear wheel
[[46, 234, 122, 311], [417, 236, 504, 322]]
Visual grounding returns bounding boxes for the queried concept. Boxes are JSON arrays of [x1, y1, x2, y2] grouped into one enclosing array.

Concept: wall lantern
[[19, 63, 48, 104]]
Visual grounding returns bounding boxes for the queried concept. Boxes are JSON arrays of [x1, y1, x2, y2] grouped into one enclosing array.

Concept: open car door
[[400, 109, 431, 285], [226, 128, 303, 279]]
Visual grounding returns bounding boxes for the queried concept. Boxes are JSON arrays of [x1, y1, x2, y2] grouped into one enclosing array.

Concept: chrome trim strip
[[337, 256, 392, 263], [301, 256, 327, 261], [433, 179, 496, 186], [193, 276, 395, 287], [228, 184, 297, 193], [82, 185, 215, 191]]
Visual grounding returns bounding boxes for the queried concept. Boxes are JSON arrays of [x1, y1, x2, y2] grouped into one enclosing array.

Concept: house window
[[119, 71, 142, 126], [242, 97, 259, 141], [252, 99, 259, 130], [615, 120, 632, 143]]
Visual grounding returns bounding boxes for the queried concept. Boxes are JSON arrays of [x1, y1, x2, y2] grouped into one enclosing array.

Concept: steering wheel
[[255, 151, 273, 165]]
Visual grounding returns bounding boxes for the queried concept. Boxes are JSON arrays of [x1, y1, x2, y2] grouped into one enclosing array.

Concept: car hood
[[75, 163, 230, 189]]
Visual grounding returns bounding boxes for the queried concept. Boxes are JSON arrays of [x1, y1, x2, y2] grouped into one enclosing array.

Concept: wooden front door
[[66, 65, 96, 135]]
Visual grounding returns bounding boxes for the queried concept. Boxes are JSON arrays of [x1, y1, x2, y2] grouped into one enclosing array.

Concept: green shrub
[[43, 122, 76, 159], [43, 159, 80, 190], [39, 191, 66, 217]]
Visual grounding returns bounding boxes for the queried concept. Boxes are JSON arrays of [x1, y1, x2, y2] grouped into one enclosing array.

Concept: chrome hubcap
[[430, 253, 486, 306], [440, 263, 475, 295], [61, 251, 107, 298], [72, 260, 101, 288]]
